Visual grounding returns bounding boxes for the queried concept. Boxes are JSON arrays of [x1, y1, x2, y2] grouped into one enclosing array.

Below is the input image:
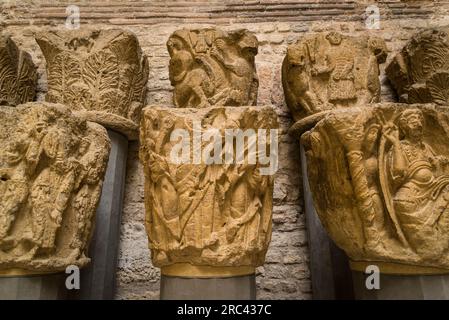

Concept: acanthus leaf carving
[[36, 29, 149, 140], [0, 33, 37, 106], [387, 28, 449, 106]]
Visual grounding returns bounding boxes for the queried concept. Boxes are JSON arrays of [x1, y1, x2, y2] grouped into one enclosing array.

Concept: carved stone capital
[[302, 103, 449, 274], [387, 28, 449, 106], [0, 102, 110, 275], [139, 106, 278, 277], [36, 29, 149, 140], [0, 33, 37, 106], [282, 32, 387, 133], [167, 28, 259, 108]]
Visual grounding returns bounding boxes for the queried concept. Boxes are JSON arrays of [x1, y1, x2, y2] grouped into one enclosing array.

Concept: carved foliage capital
[[36, 29, 149, 140]]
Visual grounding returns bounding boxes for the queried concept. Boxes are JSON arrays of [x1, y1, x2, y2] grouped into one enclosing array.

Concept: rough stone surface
[[1, 0, 448, 300], [0, 102, 110, 273]]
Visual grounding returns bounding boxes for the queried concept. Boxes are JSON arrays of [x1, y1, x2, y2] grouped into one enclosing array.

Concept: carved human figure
[[382, 109, 449, 259], [29, 124, 80, 255], [282, 32, 387, 125], [0, 103, 110, 274], [70, 138, 106, 255], [313, 32, 356, 107], [283, 43, 325, 118], [0, 141, 29, 247], [168, 47, 213, 109], [302, 104, 449, 272], [316, 114, 386, 252]]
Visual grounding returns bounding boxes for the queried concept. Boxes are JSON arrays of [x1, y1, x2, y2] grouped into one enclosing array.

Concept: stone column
[[75, 130, 128, 300], [0, 103, 110, 299], [36, 29, 148, 299], [140, 28, 277, 300], [352, 272, 449, 300], [300, 144, 353, 300]]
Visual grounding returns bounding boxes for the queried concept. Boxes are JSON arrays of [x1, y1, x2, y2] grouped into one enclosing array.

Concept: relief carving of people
[[0, 102, 110, 274], [0, 33, 37, 106], [36, 29, 149, 140], [302, 104, 449, 273], [139, 106, 277, 275], [387, 28, 449, 106], [282, 31, 387, 126], [167, 28, 259, 108]]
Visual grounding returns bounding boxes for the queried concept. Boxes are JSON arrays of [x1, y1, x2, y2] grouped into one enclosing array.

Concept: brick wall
[[1, 0, 448, 299]]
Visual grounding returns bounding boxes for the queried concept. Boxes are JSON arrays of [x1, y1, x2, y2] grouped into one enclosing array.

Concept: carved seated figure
[[385, 109, 449, 260]]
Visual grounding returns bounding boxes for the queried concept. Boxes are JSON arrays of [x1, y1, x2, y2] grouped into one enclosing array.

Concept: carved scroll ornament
[[387, 28, 449, 106]]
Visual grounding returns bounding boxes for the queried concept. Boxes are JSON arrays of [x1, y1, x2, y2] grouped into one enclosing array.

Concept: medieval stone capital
[[139, 105, 278, 277], [0, 102, 110, 275], [167, 28, 259, 108], [302, 103, 449, 274], [282, 31, 387, 133], [36, 29, 149, 140]]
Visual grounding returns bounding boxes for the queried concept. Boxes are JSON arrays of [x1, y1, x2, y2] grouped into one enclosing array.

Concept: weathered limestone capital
[[0, 33, 37, 106], [167, 28, 259, 108], [387, 27, 449, 105], [36, 29, 149, 140], [301, 103, 449, 274], [0, 102, 110, 275], [139, 106, 278, 277], [282, 31, 387, 133]]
